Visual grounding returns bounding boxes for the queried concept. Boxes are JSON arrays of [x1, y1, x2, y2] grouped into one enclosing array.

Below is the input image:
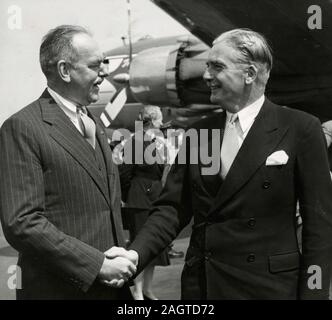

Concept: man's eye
[[206, 63, 224, 71], [215, 64, 225, 70], [89, 64, 101, 70]]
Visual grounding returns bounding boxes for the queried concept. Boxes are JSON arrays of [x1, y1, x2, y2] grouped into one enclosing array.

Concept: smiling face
[[66, 33, 107, 106], [203, 41, 248, 113]]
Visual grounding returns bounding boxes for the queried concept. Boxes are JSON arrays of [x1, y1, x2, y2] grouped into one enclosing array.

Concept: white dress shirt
[[47, 87, 84, 136], [225, 95, 265, 147]]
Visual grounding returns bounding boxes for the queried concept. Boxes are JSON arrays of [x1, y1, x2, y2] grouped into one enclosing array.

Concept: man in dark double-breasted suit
[[0, 25, 136, 299], [110, 29, 332, 299]]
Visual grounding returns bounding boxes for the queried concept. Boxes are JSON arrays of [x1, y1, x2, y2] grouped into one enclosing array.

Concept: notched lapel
[[208, 101, 289, 215], [199, 112, 226, 195], [90, 112, 126, 247], [40, 91, 111, 207], [92, 113, 119, 209]]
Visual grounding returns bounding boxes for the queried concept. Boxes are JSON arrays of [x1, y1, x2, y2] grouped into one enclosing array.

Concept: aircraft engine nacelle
[[129, 40, 212, 107]]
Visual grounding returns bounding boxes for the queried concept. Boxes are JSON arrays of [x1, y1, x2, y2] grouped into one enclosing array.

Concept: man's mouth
[[93, 78, 104, 89], [209, 85, 220, 91]]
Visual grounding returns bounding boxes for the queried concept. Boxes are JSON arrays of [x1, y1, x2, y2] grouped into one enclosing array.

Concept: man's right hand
[[98, 256, 136, 288], [104, 246, 139, 266]]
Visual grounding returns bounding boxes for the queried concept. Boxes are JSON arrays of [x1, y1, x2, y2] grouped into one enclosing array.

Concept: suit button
[[262, 181, 271, 189], [146, 188, 151, 193], [247, 253, 255, 263], [248, 218, 256, 228]]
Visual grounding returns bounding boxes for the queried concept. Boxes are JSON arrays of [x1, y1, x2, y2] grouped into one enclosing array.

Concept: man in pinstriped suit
[[0, 25, 136, 299]]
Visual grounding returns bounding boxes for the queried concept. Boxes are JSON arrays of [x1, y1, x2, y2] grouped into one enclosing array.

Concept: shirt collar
[[226, 95, 265, 134], [47, 87, 78, 118]]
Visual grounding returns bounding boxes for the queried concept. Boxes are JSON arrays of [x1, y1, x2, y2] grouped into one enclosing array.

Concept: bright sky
[[0, 0, 188, 125]]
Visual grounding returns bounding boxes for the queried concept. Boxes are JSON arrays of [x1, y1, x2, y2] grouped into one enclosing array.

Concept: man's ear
[[57, 60, 71, 83], [245, 64, 258, 85]]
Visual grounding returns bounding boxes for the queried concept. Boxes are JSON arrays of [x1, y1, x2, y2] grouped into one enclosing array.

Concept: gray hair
[[213, 28, 273, 86], [139, 105, 163, 126], [39, 25, 92, 78]]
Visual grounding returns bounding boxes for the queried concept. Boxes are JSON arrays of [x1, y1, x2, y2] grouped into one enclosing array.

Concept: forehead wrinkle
[[76, 48, 103, 67], [209, 51, 237, 68], [87, 54, 103, 63]]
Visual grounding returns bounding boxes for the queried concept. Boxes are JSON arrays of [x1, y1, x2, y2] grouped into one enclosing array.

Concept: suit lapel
[[208, 100, 289, 215], [39, 90, 111, 207], [90, 113, 120, 209], [90, 111, 114, 176], [91, 112, 126, 247], [199, 111, 226, 195]]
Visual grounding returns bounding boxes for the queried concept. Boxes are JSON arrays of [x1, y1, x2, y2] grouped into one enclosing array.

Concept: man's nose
[[203, 68, 212, 81], [99, 62, 108, 78]]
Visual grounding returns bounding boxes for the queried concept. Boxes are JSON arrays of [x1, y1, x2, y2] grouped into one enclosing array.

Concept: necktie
[[77, 107, 96, 149], [220, 114, 241, 179]]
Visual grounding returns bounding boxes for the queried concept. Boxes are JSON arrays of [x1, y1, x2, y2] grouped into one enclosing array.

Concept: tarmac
[[0, 223, 189, 300], [3, 222, 330, 300]]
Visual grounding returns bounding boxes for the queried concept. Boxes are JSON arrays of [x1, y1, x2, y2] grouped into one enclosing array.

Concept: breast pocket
[[260, 161, 294, 191]]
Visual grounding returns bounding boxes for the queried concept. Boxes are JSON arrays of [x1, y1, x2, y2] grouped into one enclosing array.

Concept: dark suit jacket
[[0, 90, 130, 299], [119, 131, 164, 209], [129, 99, 332, 299]]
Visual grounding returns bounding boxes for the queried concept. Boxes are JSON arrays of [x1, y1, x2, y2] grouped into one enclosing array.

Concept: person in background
[[119, 105, 170, 300]]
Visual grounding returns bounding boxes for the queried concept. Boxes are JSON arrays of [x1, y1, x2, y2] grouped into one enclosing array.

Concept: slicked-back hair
[[213, 28, 273, 86], [39, 25, 92, 78]]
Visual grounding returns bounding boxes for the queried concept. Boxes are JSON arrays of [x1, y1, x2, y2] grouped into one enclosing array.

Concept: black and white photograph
[[0, 0, 332, 306]]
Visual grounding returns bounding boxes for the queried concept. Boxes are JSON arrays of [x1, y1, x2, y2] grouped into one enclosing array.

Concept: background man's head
[[204, 28, 273, 113], [40, 25, 107, 106], [139, 105, 163, 129]]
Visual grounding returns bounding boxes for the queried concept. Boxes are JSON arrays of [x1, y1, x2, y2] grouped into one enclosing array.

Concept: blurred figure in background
[[119, 105, 170, 300]]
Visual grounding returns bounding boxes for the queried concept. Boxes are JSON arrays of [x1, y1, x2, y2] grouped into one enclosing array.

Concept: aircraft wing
[[151, 0, 332, 119]]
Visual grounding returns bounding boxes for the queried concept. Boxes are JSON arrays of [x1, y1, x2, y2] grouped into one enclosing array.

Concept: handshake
[[98, 247, 139, 288]]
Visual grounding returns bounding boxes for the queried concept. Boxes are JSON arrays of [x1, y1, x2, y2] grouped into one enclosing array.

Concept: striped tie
[[77, 107, 96, 149]]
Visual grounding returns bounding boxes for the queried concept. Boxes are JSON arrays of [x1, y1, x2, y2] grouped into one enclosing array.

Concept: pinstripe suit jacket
[[0, 90, 129, 299]]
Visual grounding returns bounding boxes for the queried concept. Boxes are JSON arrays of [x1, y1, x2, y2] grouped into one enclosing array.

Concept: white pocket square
[[266, 150, 289, 166]]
